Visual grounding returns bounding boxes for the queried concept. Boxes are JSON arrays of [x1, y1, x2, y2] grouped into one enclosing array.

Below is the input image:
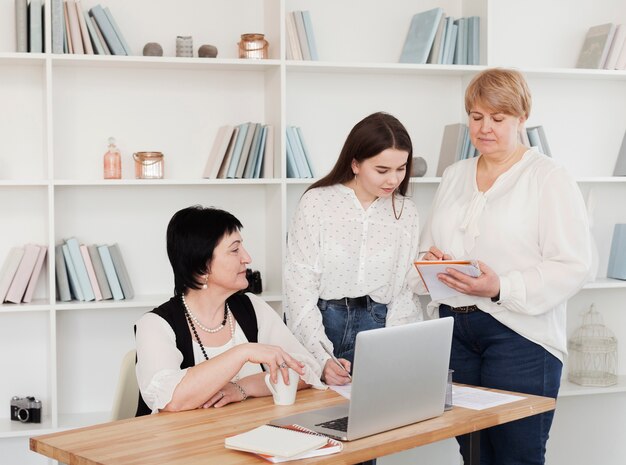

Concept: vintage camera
[[10, 396, 42, 423], [243, 269, 263, 294]]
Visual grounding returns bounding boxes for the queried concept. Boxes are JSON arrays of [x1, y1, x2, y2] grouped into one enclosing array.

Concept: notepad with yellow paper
[[225, 424, 342, 462], [414, 260, 481, 301]]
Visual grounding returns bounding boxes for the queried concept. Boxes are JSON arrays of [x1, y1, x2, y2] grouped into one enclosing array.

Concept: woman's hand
[[237, 343, 305, 385], [203, 373, 267, 408], [423, 246, 453, 261], [322, 358, 352, 386], [437, 260, 500, 298]]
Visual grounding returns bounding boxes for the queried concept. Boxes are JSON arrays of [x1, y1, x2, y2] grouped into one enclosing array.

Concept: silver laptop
[[270, 317, 453, 441]]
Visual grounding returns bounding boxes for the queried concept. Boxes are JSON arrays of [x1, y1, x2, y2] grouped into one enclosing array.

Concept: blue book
[[97, 245, 124, 300], [244, 124, 264, 179], [295, 127, 315, 177], [453, 18, 467, 65], [440, 17, 455, 65], [607, 224, 626, 280], [301, 11, 319, 60], [103, 6, 132, 55], [468, 16, 480, 65], [55, 245, 71, 302], [89, 5, 125, 55], [285, 130, 300, 178], [445, 24, 458, 65], [436, 17, 450, 64], [399, 8, 444, 64], [226, 123, 250, 179], [83, 11, 105, 55], [253, 126, 268, 178], [28, 0, 43, 53], [108, 243, 134, 299], [51, 0, 65, 54], [286, 126, 310, 178], [62, 243, 84, 301], [65, 237, 95, 301]]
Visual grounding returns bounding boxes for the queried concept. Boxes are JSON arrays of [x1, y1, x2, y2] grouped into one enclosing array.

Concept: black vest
[[135, 293, 259, 417]]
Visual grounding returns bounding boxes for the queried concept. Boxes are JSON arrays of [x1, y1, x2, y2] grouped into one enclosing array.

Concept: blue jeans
[[318, 296, 387, 365], [439, 305, 562, 465]]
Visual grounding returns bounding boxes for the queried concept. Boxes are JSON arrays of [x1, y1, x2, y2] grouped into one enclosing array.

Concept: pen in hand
[[319, 340, 352, 380]]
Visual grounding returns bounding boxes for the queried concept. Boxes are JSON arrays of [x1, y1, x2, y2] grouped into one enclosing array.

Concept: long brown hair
[[307, 112, 413, 196]]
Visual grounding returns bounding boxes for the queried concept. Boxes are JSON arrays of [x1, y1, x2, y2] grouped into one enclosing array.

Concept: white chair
[[110, 349, 139, 421]]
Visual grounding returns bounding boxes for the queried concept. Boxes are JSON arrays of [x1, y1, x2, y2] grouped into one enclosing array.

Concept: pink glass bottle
[[103, 137, 121, 179]]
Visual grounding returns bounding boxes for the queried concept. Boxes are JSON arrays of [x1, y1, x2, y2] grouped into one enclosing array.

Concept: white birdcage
[[568, 304, 618, 387]]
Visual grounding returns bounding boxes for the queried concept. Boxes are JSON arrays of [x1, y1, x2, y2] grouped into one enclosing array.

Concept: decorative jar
[[238, 33, 268, 59], [133, 152, 164, 179]]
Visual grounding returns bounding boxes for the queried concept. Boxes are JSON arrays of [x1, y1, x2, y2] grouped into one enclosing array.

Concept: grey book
[[613, 130, 626, 176], [399, 8, 444, 64], [65, 237, 95, 301], [437, 123, 466, 176], [15, 0, 28, 52], [607, 224, 626, 280], [103, 6, 132, 55], [97, 245, 123, 300], [55, 244, 71, 302], [51, 0, 64, 54], [62, 243, 84, 301], [576, 23, 616, 69], [243, 123, 264, 179], [88, 244, 112, 299], [235, 122, 260, 178], [108, 243, 134, 299], [28, 0, 43, 53], [89, 5, 125, 55]]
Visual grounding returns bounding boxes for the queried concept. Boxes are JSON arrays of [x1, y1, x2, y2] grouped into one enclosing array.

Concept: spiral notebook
[[225, 424, 342, 462]]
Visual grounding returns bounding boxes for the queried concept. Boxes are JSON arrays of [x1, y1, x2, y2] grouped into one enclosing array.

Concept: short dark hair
[[308, 112, 413, 196], [166, 205, 242, 295]]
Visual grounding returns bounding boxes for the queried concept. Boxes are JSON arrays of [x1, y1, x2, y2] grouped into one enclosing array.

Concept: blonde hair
[[464, 68, 532, 119]]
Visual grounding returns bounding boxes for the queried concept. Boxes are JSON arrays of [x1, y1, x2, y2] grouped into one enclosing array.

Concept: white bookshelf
[[1, 1, 626, 464]]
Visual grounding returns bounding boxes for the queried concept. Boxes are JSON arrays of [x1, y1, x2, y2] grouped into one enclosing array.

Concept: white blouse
[[420, 150, 591, 361], [135, 293, 324, 414], [285, 184, 423, 366]]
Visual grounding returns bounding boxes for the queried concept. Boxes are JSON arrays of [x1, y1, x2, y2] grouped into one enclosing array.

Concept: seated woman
[[135, 205, 323, 415]]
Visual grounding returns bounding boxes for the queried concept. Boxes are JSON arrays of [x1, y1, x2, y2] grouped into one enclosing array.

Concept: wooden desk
[[31, 387, 555, 465]]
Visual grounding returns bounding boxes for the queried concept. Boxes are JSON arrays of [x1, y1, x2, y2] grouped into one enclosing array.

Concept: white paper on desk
[[452, 386, 525, 410], [329, 384, 351, 399], [413, 260, 481, 301]]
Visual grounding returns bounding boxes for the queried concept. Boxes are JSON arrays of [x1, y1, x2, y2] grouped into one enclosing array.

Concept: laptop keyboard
[[315, 416, 349, 432]]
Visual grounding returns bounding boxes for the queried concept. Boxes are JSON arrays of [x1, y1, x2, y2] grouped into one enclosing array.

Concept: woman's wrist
[[229, 381, 247, 401]]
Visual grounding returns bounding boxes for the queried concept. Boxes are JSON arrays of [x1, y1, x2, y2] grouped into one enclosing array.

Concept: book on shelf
[[604, 24, 624, 70], [55, 244, 71, 302], [29, 0, 43, 53], [607, 224, 626, 280], [51, 0, 64, 54], [217, 126, 241, 179], [468, 16, 480, 65], [535, 126, 551, 157], [89, 14, 111, 54], [65, 237, 95, 301], [203, 125, 235, 179], [252, 125, 268, 178], [295, 127, 315, 178], [97, 245, 124, 300], [261, 125, 274, 178], [440, 17, 454, 65], [23, 245, 47, 304], [285, 130, 300, 178], [293, 11, 311, 61], [87, 244, 112, 299], [613, 130, 626, 176], [301, 11, 319, 61], [576, 23, 616, 69], [526, 126, 543, 154], [224, 424, 333, 461], [285, 12, 302, 60], [286, 126, 311, 178], [80, 245, 102, 301], [235, 122, 260, 179], [66, 0, 85, 54], [616, 33, 626, 70], [0, 247, 25, 303], [83, 10, 105, 55], [437, 123, 467, 176], [225, 123, 250, 179], [64, 0, 74, 54], [243, 124, 264, 179], [399, 7, 444, 64], [75, 0, 95, 54], [103, 6, 132, 55], [445, 22, 458, 65], [453, 17, 467, 65], [62, 243, 84, 301], [427, 13, 446, 64], [15, 0, 28, 52], [5, 244, 41, 304], [89, 4, 126, 55], [108, 243, 134, 299]]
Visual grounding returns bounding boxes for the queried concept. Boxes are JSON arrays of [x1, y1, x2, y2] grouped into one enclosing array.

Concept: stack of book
[[203, 123, 274, 179], [437, 123, 552, 176], [286, 126, 314, 178], [285, 10, 318, 60], [15, 0, 43, 53], [576, 23, 626, 70], [49, 0, 131, 55], [0, 245, 47, 304], [399, 8, 480, 65], [55, 238, 134, 302]]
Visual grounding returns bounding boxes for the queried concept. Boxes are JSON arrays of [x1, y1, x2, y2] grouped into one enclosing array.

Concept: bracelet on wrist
[[230, 381, 248, 401]]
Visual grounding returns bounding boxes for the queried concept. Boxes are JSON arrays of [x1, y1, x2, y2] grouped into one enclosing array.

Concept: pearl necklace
[[181, 293, 228, 333]]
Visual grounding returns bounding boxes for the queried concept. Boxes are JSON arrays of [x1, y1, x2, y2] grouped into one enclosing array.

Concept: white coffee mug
[[264, 368, 300, 405]]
